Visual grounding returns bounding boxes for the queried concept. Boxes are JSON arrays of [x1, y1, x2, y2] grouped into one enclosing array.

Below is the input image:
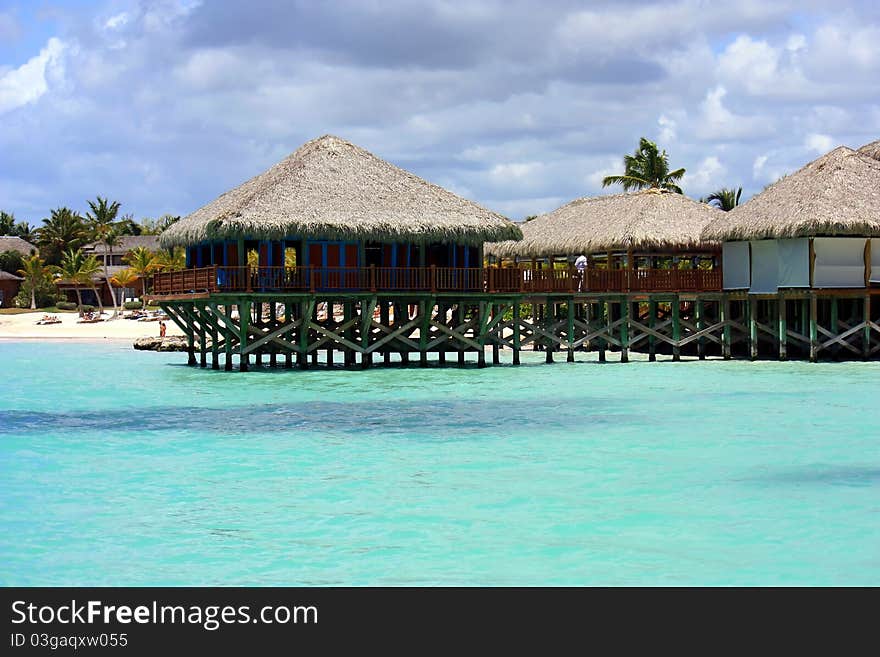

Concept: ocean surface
[[1, 340, 879, 586]]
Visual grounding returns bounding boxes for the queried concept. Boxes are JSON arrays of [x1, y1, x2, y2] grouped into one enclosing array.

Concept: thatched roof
[[0, 271, 23, 281], [703, 146, 880, 242], [0, 236, 37, 256], [486, 189, 722, 258], [161, 135, 520, 248], [84, 235, 160, 254], [857, 139, 880, 161]]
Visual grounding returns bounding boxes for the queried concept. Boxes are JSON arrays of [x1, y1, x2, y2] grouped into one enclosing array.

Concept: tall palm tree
[[17, 255, 49, 310], [154, 247, 186, 272], [705, 187, 743, 211], [86, 197, 123, 314], [602, 137, 686, 194], [37, 207, 89, 265], [52, 249, 101, 315], [0, 211, 15, 235], [125, 246, 159, 309], [110, 268, 138, 316]]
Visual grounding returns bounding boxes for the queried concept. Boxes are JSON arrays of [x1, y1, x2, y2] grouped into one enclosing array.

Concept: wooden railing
[[151, 265, 723, 296]]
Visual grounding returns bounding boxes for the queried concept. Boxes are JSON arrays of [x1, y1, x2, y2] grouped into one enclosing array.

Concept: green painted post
[[285, 301, 294, 368], [477, 301, 487, 368], [695, 298, 704, 360], [224, 304, 233, 371], [748, 297, 758, 360], [721, 297, 731, 360], [567, 299, 575, 362], [382, 302, 391, 365], [598, 299, 606, 363], [239, 299, 251, 372], [864, 295, 871, 360], [809, 294, 818, 362], [830, 296, 839, 360], [672, 296, 681, 362], [545, 302, 554, 364], [420, 299, 429, 367], [512, 301, 521, 365], [210, 308, 219, 370], [269, 301, 278, 367], [619, 296, 629, 363], [778, 294, 787, 361]]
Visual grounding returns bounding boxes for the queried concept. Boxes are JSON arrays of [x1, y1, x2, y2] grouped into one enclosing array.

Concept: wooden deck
[[151, 265, 723, 297]]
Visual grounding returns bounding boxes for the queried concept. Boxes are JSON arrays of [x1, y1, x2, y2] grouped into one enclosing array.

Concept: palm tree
[[37, 207, 89, 265], [705, 187, 743, 211], [52, 249, 101, 315], [17, 255, 49, 310], [154, 247, 186, 272], [602, 137, 686, 194], [87, 197, 124, 315], [110, 268, 138, 316], [0, 211, 15, 235], [125, 246, 159, 309]]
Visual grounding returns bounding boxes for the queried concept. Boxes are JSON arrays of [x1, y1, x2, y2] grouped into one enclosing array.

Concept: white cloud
[[696, 85, 769, 140], [682, 156, 726, 195], [105, 12, 129, 30], [752, 154, 768, 179], [658, 114, 677, 142], [804, 133, 834, 154], [586, 157, 624, 190], [0, 38, 65, 114]]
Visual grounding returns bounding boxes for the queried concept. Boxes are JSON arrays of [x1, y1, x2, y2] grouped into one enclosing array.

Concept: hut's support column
[[598, 300, 606, 363], [285, 302, 294, 369], [864, 295, 872, 360], [512, 302, 521, 365], [239, 299, 251, 372], [342, 302, 353, 367], [223, 305, 233, 371], [419, 299, 429, 367], [809, 294, 818, 362], [721, 298, 731, 360], [544, 302, 554, 364], [567, 299, 575, 362], [185, 307, 196, 366], [298, 300, 311, 369], [210, 309, 219, 370], [748, 297, 758, 361], [672, 297, 681, 362], [361, 297, 376, 369], [619, 296, 629, 363], [830, 297, 839, 360], [437, 303, 447, 365], [382, 302, 391, 366], [477, 302, 487, 368], [778, 295, 787, 361], [648, 299, 657, 362], [269, 301, 278, 368], [458, 304, 466, 367], [695, 299, 705, 360], [310, 303, 320, 367], [492, 304, 501, 365]]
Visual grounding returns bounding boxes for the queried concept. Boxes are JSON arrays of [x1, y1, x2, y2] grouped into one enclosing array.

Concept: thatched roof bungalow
[[160, 135, 520, 279], [702, 146, 880, 293]]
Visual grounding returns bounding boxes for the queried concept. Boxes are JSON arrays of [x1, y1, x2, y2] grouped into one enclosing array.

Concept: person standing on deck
[[575, 254, 588, 291]]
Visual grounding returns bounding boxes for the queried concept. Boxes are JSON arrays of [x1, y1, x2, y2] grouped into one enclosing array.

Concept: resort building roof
[[703, 146, 880, 242], [160, 134, 521, 249], [0, 236, 37, 256], [83, 235, 160, 254], [0, 271, 24, 280], [857, 139, 880, 161], [486, 189, 722, 259]]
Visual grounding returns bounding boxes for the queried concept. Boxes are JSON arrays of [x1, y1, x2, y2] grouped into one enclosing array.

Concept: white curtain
[[871, 239, 880, 283], [813, 237, 867, 288], [749, 240, 779, 293], [722, 241, 750, 289], [777, 238, 810, 288]]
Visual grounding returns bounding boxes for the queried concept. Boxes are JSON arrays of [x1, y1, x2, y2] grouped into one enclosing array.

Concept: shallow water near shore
[[1, 340, 879, 585]]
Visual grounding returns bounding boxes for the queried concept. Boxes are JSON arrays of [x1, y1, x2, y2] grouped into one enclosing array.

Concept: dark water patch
[[743, 465, 880, 488], [0, 399, 642, 438]]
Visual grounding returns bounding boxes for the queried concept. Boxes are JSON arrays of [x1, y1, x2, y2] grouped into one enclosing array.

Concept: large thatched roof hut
[[487, 189, 722, 259], [702, 146, 880, 293], [161, 135, 519, 250]]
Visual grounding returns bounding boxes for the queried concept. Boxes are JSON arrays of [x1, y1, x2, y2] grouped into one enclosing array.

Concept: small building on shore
[[0, 271, 24, 307], [702, 146, 880, 294], [486, 189, 724, 293]]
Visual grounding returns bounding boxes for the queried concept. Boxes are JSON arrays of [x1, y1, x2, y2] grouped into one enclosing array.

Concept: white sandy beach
[[0, 311, 184, 340]]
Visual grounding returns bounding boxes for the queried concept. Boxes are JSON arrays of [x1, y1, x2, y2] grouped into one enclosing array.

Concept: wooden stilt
[[567, 299, 575, 362], [224, 304, 233, 371], [778, 294, 787, 361], [477, 301, 487, 368], [648, 299, 657, 362], [512, 302, 521, 365], [211, 313, 219, 369], [619, 297, 629, 363], [382, 302, 391, 365], [830, 297, 839, 360], [598, 300, 606, 363], [239, 299, 251, 372], [748, 296, 758, 361], [672, 297, 681, 362], [420, 299, 429, 367], [721, 298, 731, 360], [458, 304, 466, 367], [809, 294, 818, 362], [864, 295, 872, 360], [695, 298, 704, 360]]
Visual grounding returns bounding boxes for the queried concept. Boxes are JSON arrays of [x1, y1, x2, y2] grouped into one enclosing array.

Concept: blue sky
[[1, 0, 879, 225]]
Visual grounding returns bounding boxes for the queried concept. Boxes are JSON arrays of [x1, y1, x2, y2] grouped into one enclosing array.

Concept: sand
[[0, 311, 184, 340]]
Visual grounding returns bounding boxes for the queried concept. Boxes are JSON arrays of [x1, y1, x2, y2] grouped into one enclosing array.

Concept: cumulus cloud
[[0, 0, 878, 222], [0, 38, 65, 114], [804, 133, 835, 153]]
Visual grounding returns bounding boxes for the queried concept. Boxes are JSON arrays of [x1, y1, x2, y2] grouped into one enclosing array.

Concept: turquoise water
[[1, 341, 879, 586]]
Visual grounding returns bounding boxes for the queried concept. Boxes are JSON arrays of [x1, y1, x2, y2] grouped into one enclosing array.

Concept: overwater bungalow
[[152, 135, 523, 369], [702, 144, 880, 360], [486, 189, 723, 293]]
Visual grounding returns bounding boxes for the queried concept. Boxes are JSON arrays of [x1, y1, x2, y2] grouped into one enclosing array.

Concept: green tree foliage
[[124, 246, 159, 309], [37, 208, 89, 266], [0, 211, 34, 240], [52, 248, 104, 315], [602, 138, 686, 194], [705, 187, 743, 211], [0, 250, 24, 274]]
